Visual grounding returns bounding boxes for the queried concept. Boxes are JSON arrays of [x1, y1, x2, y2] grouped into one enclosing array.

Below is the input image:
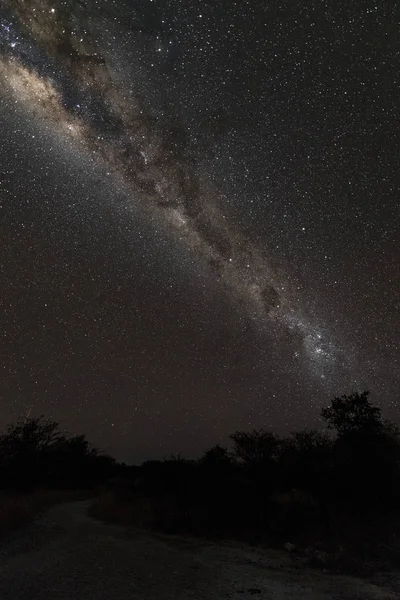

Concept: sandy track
[[0, 500, 398, 600]]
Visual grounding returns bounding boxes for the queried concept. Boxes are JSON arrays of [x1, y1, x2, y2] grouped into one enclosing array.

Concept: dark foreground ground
[[0, 500, 399, 600]]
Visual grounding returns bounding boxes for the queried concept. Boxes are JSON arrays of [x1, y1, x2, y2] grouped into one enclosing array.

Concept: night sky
[[0, 0, 399, 463]]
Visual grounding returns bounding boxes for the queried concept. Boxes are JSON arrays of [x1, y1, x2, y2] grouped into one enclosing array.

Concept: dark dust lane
[[0, 501, 398, 600]]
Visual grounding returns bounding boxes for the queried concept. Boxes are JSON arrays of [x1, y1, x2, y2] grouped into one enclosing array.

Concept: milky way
[[0, 0, 354, 386], [1, 0, 398, 461]]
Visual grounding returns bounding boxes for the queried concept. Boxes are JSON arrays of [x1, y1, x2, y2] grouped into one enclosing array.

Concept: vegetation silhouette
[[2, 392, 400, 573], [0, 415, 115, 491]]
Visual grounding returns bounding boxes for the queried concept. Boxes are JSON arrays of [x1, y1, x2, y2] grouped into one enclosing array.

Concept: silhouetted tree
[[0, 416, 65, 489], [321, 392, 400, 512], [199, 445, 232, 468], [0, 416, 115, 491], [230, 430, 281, 466], [321, 391, 382, 436]]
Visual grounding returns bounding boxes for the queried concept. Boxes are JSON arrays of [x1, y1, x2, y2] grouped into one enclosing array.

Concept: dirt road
[[0, 500, 398, 599]]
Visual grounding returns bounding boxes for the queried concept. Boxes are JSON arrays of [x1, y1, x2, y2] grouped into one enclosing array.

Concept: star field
[[0, 0, 399, 462]]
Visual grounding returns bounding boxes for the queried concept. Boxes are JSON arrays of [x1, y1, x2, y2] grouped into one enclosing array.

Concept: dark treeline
[[2, 391, 400, 571], [0, 416, 116, 491]]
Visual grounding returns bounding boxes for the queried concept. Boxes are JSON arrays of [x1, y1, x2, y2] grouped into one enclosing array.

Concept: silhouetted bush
[[97, 392, 400, 568], [3, 392, 400, 573], [0, 416, 116, 491]]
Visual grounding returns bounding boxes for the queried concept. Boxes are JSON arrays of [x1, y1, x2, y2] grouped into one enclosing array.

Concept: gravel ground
[[0, 500, 398, 600]]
